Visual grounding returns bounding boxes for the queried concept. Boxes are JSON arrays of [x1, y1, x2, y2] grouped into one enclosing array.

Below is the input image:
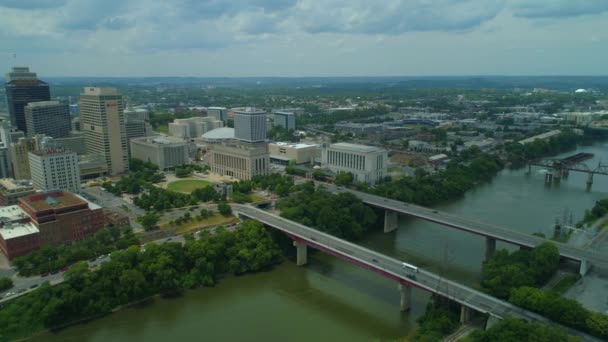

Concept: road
[[233, 204, 601, 341], [81, 187, 145, 231], [321, 184, 608, 269]]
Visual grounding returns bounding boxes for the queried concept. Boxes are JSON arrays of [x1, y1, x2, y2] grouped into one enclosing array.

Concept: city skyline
[[0, 1, 607, 77]]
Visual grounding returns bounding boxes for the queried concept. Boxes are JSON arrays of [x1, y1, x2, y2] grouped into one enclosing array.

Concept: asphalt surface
[[81, 187, 145, 231], [234, 204, 602, 342]]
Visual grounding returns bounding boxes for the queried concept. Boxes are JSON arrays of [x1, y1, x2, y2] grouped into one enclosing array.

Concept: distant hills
[[45, 76, 608, 92]]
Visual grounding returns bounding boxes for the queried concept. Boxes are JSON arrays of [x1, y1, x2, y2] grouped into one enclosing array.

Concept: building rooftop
[[202, 127, 235, 140], [25, 101, 62, 108], [208, 106, 227, 110], [329, 142, 385, 153], [0, 205, 29, 222], [19, 191, 87, 212], [0, 222, 39, 240], [132, 136, 186, 145], [74, 193, 102, 210], [271, 142, 318, 149], [0, 178, 33, 192]]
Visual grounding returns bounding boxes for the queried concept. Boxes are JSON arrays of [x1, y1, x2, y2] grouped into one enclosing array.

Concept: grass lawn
[[251, 194, 268, 202], [162, 213, 238, 234], [167, 179, 212, 193]]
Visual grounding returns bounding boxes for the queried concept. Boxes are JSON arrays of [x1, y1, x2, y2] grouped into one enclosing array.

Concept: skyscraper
[[273, 111, 296, 131], [5, 67, 51, 134], [234, 108, 267, 143], [25, 101, 71, 138], [79, 87, 128, 175]]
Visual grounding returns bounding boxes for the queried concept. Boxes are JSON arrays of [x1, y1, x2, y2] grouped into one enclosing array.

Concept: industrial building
[[322, 143, 388, 185]]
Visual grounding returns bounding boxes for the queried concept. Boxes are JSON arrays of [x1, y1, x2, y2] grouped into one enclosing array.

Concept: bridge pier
[[398, 283, 411, 312], [485, 315, 500, 330], [579, 259, 590, 277], [586, 173, 594, 191], [384, 210, 399, 233], [460, 305, 471, 324], [484, 237, 496, 262], [293, 241, 308, 266], [544, 172, 553, 184]]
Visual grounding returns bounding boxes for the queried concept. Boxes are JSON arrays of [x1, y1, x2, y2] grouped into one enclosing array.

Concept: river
[[34, 142, 608, 342]]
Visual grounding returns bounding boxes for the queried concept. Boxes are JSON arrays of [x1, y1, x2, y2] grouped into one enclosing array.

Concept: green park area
[[167, 179, 212, 193]]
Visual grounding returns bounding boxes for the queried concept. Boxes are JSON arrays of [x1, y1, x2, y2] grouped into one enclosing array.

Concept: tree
[[218, 203, 232, 216], [335, 172, 354, 187], [139, 212, 160, 231], [0, 277, 13, 291], [199, 209, 212, 219]]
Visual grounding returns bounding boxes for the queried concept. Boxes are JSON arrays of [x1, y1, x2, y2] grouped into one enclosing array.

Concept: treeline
[[102, 159, 165, 195], [510, 287, 608, 340], [580, 198, 608, 227], [297, 106, 389, 126], [232, 174, 295, 198], [466, 317, 579, 342], [405, 302, 460, 341], [0, 221, 283, 342], [370, 148, 503, 206], [481, 242, 560, 299], [480, 242, 608, 339], [12, 226, 139, 277], [278, 185, 376, 241], [503, 130, 586, 168]]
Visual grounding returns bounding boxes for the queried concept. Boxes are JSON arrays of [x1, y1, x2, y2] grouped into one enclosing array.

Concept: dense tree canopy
[[278, 187, 376, 241], [481, 242, 560, 299], [466, 317, 579, 342], [0, 220, 282, 342]]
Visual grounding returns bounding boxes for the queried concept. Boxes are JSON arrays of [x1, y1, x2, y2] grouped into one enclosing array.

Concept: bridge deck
[[234, 204, 601, 341]]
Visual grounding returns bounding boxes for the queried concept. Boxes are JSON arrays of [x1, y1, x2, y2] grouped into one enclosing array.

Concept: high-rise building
[[24, 101, 71, 138], [208, 107, 228, 122], [5, 67, 51, 134], [273, 111, 296, 131], [29, 148, 80, 193], [10, 136, 42, 179], [234, 108, 266, 143], [79, 87, 128, 175]]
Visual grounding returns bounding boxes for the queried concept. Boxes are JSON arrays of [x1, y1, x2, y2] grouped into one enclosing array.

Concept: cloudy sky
[[0, 0, 607, 77]]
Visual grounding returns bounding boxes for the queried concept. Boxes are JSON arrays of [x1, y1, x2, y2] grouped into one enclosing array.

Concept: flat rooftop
[[19, 191, 87, 212], [0, 222, 39, 240], [0, 178, 33, 191], [271, 142, 318, 149], [329, 142, 385, 153], [0, 205, 28, 222]]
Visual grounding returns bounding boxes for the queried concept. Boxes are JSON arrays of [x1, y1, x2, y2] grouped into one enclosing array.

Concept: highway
[[233, 204, 601, 341], [322, 184, 608, 269]]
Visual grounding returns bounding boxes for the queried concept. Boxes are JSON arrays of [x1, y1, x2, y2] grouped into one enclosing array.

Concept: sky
[[0, 0, 607, 77]]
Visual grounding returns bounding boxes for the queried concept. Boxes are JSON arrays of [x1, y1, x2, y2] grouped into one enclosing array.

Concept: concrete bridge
[[323, 185, 608, 275], [233, 204, 601, 341]]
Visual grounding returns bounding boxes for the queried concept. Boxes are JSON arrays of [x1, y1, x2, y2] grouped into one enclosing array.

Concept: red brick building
[[0, 191, 107, 259]]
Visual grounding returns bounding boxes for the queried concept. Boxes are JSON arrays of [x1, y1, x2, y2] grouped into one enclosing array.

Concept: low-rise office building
[[168, 117, 223, 139], [0, 178, 35, 206], [268, 142, 320, 165], [273, 111, 296, 131], [130, 136, 190, 170], [0, 191, 106, 259], [208, 141, 270, 180], [322, 142, 387, 185]]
